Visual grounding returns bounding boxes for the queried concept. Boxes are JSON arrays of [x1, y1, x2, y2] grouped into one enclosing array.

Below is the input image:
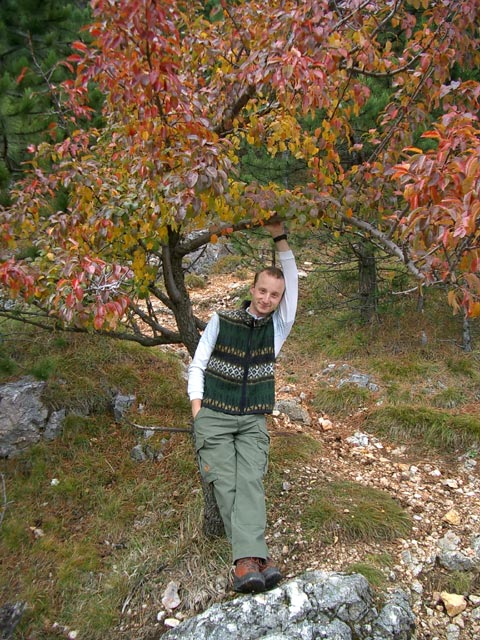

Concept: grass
[[1, 424, 203, 638], [209, 253, 246, 275], [312, 384, 371, 417], [185, 273, 207, 289], [364, 405, 480, 453], [343, 552, 393, 590], [301, 480, 412, 543], [424, 568, 480, 597], [0, 322, 189, 419], [0, 326, 195, 638], [288, 267, 480, 437]]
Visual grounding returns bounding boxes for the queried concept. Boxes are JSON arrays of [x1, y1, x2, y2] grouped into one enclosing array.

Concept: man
[[187, 217, 298, 593]]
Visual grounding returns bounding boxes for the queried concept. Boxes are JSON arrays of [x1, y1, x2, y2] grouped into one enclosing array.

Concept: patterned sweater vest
[[202, 308, 275, 415]]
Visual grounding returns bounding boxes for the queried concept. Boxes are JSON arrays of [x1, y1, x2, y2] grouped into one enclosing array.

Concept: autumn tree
[[0, 0, 479, 356]]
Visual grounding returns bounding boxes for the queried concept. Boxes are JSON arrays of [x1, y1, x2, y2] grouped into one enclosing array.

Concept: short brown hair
[[253, 266, 285, 286]]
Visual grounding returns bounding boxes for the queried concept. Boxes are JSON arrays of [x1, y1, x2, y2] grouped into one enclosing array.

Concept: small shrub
[[446, 356, 477, 378], [29, 356, 59, 380], [0, 354, 18, 376], [424, 568, 480, 596], [269, 433, 321, 466]]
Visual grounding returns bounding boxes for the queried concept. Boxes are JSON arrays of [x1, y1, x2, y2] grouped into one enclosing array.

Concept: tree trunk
[[200, 477, 225, 538], [166, 233, 225, 536], [189, 429, 225, 538], [163, 228, 202, 357], [355, 239, 378, 323], [462, 314, 473, 352]]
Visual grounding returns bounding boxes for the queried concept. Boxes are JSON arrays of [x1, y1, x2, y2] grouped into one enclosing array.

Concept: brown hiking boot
[[258, 557, 282, 589], [232, 557, 266, 593]]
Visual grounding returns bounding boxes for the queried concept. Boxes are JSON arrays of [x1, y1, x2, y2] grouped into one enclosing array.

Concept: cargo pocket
[[194, 434, 217, 484], [255, 425, 270, 477]]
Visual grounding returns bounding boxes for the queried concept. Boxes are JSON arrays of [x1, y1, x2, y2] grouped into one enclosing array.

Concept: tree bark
[[462, 314, 473, 352], [355, 239, 378, 323], [189, 430, 225, 538], [162, 228, 202, 357], [200, 476, 225, 538]]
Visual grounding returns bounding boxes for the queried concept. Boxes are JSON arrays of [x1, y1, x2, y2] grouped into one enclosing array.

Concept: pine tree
[[0, 0, 92, 204]]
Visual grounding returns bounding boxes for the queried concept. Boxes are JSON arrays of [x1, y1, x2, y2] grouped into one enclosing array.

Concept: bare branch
[[0, 473, 7, 529], [128, 419, 192, 434]]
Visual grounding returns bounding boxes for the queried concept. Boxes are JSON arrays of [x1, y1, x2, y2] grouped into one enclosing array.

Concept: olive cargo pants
[[193, 407, 270, 562]]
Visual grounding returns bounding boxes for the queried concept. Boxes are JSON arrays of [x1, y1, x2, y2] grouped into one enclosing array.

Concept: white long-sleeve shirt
[[188, 250, 298, 402]]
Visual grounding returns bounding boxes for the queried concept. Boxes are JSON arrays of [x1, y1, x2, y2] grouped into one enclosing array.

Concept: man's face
[[249, 272, 285, 318]]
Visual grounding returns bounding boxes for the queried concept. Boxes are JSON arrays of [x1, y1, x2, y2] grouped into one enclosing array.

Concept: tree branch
[[214, 85, 256, 137], [338, 209, 426, 281], [0, 474, 7, 529], [176, 218, 259, 257]]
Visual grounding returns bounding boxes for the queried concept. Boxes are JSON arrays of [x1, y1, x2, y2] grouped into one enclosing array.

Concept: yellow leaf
[[210, 233, 218, 244], [447, 289, 459, 314], [470, 302, 480, 318], [142, 130, 149, 141]]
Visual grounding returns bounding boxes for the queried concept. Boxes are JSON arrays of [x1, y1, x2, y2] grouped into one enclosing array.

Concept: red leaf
[[16, 67, 28, 85], [72, 40, 88, 52]]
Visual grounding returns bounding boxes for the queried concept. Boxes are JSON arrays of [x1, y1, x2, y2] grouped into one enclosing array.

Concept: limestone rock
[[162, 581, 181, 611], [275, 399, 311, 425], [162, 571, 415, 640], [113, 393, 136, 422], [0, 377, 48, 458], [440, 592, 467, 618], [437, 531, 480, 571], [0, 602, 26, 640], [442, 510, 461, 526]]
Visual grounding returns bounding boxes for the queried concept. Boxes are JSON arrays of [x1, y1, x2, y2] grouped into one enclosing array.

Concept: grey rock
[[372, 590, 416, 640], [162, 572, 415, 640], [0, 377, 48, 457], [446, 624, 461, 640], [346, 432, 371, 448], [183, 233, 232, 274], [113, 393, 136, 422], [44, 408, 66, 441], [339, 373, 371, 388], [471, 533, 480, 558], [130, 444, 148, 462], [0, 602, 26, 640], [437, 531, 480, 571], [275, 399, 311, 425]]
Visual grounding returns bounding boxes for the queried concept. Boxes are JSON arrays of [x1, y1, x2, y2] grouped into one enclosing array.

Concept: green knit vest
[[202, 308, 275, 415]]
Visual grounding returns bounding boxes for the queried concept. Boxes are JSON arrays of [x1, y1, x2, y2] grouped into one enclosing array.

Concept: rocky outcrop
[[0, 377, 51, 458], [0, 377, 134, 458], [0, 602, 26, 640], [162, 571, 415, 640]]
